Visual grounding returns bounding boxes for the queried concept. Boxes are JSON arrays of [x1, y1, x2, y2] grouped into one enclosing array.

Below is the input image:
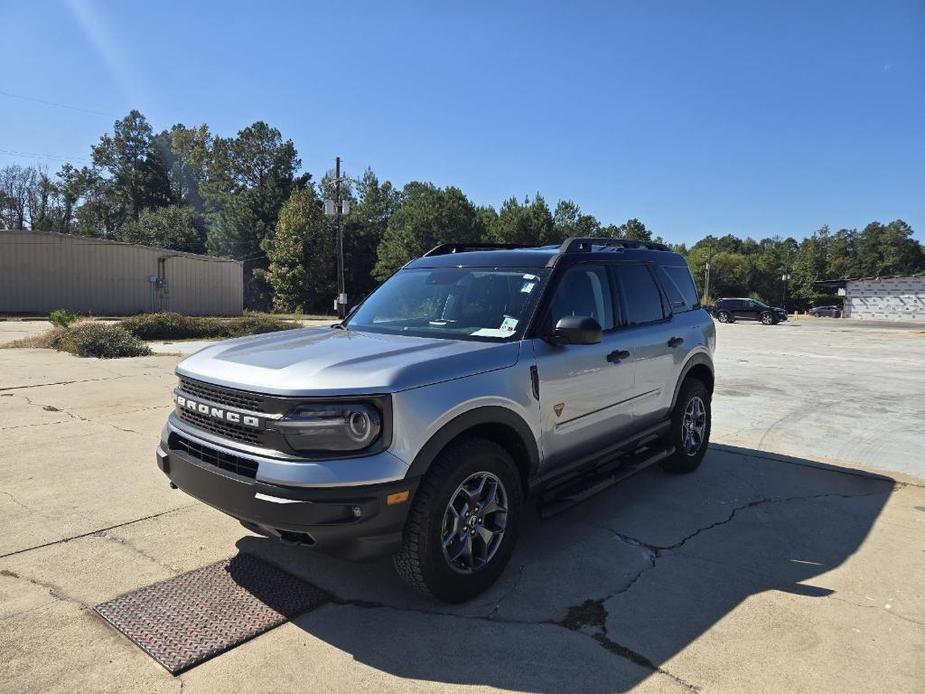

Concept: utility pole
[[703, 261, 711, 306], [781, 273, 791, 310], [703, 240, 714, 305], [335, 157, 346, 319], [324, 157, 350, 318]]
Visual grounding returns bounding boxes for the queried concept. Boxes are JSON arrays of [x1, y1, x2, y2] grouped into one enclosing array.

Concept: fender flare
[[406, 406, 540, 481], [670, 352, 715, 410]]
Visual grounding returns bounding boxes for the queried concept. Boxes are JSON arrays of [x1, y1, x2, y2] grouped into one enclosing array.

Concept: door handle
[[607, 349, 630, 363], [667, 336, 684, 348]]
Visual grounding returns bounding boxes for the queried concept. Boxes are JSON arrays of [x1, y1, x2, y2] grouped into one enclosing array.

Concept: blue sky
[[1, 1, 923, 245]]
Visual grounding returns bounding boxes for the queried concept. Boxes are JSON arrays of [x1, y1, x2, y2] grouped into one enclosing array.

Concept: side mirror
[[549, 316, 603, 345]]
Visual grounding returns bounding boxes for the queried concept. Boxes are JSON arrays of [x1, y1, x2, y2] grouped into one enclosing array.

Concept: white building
[[816, 275, 925, 320]]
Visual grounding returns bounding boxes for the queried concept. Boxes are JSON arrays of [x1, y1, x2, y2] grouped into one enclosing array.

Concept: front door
[[530, 263, 637, 475]]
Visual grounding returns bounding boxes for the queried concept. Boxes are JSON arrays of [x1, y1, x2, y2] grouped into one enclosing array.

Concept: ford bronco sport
[[157, 238, 715, 602]]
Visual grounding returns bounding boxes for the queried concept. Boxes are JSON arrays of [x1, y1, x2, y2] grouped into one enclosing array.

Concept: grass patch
[[119, 312, 300, 340], [9, 322, 151, 358]]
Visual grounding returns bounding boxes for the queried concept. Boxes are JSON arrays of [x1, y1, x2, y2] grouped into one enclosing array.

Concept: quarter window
[[659, 265, 700, 311], [615, 263, 666, 325]]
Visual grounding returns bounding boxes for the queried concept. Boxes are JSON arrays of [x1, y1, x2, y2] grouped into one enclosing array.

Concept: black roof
[[405, 238, 686, 270]]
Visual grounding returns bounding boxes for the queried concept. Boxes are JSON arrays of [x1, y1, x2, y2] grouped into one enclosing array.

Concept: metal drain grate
[[95, 554, 328, 674]]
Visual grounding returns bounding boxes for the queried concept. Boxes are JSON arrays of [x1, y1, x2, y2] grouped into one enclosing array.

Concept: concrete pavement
[[0, 320, 923, 692]]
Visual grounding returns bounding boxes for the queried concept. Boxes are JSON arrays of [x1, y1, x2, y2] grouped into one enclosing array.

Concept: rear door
[[610, 262, 679, 427], [531, 262, 637, 474], [732, 299, 754, 321]]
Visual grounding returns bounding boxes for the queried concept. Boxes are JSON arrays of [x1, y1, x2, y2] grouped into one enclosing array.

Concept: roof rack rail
[[423, 242, 537, 257], [558, 237, 670, 254]]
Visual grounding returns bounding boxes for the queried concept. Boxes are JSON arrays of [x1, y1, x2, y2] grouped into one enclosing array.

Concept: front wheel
[[760, 311, 777, 325], [393, 436, 523, 603], [716, 311, 733, 323], [661, 378, 711, 473]]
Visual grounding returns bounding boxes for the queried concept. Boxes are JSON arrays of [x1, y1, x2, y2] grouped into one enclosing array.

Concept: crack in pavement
[[581, 488, 895, 556], [826, 595, 925, 627], [486, 563, 526, 620], [0, 568, 92, 610], [0, 505, 196, 560], [0, 374, 136, 392], [16, 393, 143, 436], [96, 531, 183, 576], [536, 487, 901, 687], [323, 593, 701, 691]]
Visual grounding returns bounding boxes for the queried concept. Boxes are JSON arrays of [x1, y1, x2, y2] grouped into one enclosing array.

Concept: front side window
[[346, 267, 546, 341], [544, 264, 615, 332], [614, 263, 666, 325]]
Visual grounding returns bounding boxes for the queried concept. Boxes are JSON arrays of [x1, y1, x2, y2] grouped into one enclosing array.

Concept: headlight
[[271, 403, 383, 452]]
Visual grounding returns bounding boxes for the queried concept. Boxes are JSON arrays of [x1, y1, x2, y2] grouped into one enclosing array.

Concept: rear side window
[[614, 263, 666, 326], [659, 265, 700, 311]]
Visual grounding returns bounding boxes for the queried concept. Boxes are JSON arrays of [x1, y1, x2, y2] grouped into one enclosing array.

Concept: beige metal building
[[0, 230, 243, 316]]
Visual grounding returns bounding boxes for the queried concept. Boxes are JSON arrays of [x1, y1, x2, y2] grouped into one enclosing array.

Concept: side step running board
[[539, 445, 674, 519]]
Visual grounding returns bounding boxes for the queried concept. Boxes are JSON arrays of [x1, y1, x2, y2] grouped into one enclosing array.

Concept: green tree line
[[2, 110, 923, 312]]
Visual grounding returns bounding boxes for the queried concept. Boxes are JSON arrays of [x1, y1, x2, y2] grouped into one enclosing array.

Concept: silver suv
[[156, 238, 715, 602]]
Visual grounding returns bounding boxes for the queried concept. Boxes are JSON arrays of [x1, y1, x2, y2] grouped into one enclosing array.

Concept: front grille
[[170, 433, 258, 479], [177, 408, 262, 445], [178, 377, 264, 412]]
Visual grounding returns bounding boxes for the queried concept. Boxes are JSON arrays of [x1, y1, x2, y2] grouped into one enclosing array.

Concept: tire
[[716, 311, 732, 323], [661, 378, 711, 474], [393, 436, 523, 603], [760, 311, 776, 325]]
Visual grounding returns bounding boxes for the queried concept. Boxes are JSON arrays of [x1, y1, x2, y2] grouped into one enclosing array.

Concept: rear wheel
[[393, 436, 523, 602], [716, 310, 733, 323], [661, 378, 711, 473]]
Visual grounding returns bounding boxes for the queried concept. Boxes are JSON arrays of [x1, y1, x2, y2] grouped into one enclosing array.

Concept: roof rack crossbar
[[423, 242, 537, 257], [557, 237, 669, 254]]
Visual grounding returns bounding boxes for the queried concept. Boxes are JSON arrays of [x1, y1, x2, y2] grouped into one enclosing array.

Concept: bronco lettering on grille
[[175, 394, 261, 428]]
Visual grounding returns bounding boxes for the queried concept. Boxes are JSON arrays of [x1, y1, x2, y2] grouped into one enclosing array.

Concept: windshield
[[346, 267, 548, 341]]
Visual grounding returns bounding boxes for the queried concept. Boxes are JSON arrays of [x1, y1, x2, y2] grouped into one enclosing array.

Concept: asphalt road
[[0, 318, 922, 692]]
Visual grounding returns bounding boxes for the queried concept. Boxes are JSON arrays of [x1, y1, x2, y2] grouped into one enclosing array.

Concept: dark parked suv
[[712, 298, 787, 325]]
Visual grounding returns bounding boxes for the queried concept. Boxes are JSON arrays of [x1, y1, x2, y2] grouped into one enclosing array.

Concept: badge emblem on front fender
[[553, 403, 565, 417]]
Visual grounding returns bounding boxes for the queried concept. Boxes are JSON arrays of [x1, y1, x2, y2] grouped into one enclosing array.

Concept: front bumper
[[157, 422, 418, 561]]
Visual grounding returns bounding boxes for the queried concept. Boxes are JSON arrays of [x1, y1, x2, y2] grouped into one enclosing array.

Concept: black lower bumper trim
[[159, 446, 417, 561]]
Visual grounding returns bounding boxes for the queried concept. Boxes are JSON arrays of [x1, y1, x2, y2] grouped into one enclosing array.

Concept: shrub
[[58, 323, 152, 359], [7, 326, 68, 349], [120, 312, 208, 340], [120, 312, 298, 340], [221, 315, 298, 337], [49, 309, 80, 328]]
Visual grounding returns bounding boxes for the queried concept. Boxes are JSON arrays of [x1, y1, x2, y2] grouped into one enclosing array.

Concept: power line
[[0, 147, 90, 164], [0, 89, 116, 118]]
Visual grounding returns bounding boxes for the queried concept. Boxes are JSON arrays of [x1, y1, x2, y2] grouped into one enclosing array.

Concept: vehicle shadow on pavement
[[236, 445, 896, 692]]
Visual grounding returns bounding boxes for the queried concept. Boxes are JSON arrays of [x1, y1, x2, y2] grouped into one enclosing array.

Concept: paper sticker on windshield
[[500, 316, 519, 334], [520, 281, 536, 293]]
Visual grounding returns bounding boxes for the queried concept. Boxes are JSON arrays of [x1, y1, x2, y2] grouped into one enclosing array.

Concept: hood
[[175, 326, 521, 396]]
